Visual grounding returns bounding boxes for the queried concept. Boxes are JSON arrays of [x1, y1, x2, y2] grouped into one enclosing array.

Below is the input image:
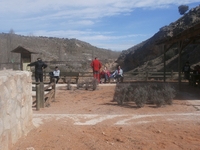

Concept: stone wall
[[0, 70, 33, 150]]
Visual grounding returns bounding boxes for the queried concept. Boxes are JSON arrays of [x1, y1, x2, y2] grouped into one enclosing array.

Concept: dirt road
[[11, 83, 200, 150]]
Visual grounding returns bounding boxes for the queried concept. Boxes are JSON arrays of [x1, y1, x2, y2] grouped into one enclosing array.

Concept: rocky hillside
[[117, 5, 200, 72], [0, 34, 120, 72]]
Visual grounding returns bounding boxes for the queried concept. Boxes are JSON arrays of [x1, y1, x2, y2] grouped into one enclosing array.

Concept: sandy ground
[[11, 82, 200, 150]]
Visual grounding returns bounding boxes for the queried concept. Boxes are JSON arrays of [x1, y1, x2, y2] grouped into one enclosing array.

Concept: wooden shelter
[[156, 22, 200, 89], [11, 46, 38, 71]]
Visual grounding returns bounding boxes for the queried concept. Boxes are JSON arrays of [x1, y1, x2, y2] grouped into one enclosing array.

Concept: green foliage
[[178, 5, 189, 15], [165, 50, 176, 60]]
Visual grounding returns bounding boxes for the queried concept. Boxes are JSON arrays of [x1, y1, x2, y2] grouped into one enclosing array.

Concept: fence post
[[171, 70, 173, 81], [52, 79, 56, 102], [44, 70, 46, 81], [146, 71, 148, 81], [40, 82, 44, 108], [36, 83, 40, 111]]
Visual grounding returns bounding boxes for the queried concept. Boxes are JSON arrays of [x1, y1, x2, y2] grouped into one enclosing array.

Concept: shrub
[[85, 78, 98, 91], [66, 79, 72, 90], [152, 90, 165, 107], [133, 86, 148, 107], [77, 80, 85, 89], [114, 84, 134, 105], [114, 83, 176, 108], [162, 84, 176, 105]]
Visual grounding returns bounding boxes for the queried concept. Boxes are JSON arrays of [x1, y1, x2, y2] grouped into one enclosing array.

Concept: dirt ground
[[11, 82, 200, 150]]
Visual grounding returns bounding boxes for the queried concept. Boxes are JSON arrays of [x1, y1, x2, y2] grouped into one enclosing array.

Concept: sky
[[0, 1, 199, 51]]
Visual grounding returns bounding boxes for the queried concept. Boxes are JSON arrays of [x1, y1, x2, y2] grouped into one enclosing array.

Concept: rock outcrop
[[117, 5, 200, 72]]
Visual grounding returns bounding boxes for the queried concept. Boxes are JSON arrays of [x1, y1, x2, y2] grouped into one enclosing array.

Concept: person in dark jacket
[[182, 61, 190, 80], [28, 58, 47, 82]]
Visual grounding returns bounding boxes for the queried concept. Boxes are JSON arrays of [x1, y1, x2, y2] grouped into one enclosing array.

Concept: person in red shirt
[[91, 57, 102, 82]]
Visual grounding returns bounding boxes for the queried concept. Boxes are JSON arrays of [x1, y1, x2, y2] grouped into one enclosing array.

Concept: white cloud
[[1, 0, 199, 18], [1, 0, 199, 51]]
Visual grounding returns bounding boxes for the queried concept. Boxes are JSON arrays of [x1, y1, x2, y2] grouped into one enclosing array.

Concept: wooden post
[[52, 79, 56, 102], [44, 70, 46, 81], [171, 70, 173, 81], [40, 82, 44, 108], [178, 41, 183, 90], [164, 45, 166, 82], [36, 83, 40, 111], [146, 71, 148, 81]]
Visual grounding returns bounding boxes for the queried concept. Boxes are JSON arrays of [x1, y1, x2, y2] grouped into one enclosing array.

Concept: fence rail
[[32, 80, 56, 111], [31, 71, 183, 83], [123, 71, 182, 81]]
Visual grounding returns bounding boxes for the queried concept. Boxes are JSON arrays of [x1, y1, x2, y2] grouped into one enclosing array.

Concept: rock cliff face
[[117, 5, 200, 72]]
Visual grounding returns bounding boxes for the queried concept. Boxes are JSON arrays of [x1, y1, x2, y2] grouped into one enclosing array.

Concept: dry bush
[[133, 86, 148, 107], [114, 83, 176, 108], [113, 83, 134, 105], [66, 79, 72, 90], [162, 84, 176, 105], [77, 78, 98, 91], [77, 81, 85, 89]]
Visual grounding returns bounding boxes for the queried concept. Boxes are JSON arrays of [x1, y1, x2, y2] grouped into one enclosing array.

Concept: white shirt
[[53, 70, 60, 77]]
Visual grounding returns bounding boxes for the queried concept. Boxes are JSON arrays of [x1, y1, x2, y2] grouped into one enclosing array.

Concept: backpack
[[49, 72, 54, 77]]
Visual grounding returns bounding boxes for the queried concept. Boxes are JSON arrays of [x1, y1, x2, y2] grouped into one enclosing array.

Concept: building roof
[[11, 46, 39, 54], [156, 22, 200, 45]]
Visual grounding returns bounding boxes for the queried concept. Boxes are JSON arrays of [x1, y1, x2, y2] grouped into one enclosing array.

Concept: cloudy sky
[[0, 1, 199, 51]]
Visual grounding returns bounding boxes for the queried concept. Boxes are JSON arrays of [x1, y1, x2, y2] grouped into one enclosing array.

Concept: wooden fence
[[32, 71, 183, 83], [78, 71, 182, 82], [32, 80, 56, 111], [123, 71, 182, 81]]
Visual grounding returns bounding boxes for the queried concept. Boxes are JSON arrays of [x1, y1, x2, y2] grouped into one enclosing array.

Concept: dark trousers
[[115, 75, 123, 82], [35, 73, 43, 82]]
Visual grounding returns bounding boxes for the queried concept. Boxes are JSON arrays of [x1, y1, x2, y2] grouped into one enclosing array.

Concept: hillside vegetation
[[0, 34, 120, 72]]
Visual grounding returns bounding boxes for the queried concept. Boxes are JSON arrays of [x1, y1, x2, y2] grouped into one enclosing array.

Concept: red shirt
[[91, 59, 102, 71]]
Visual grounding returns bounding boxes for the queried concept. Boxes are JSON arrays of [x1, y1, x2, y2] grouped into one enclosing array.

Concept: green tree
[[178, 5, 189, 15]]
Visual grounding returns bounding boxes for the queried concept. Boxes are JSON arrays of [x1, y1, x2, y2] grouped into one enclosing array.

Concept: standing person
[[110, 65, 123, 82], [182, 61, 191, 80], [53, 66, 60, 84], [28, 58, 47, 82], [90, 57, 102, 82]]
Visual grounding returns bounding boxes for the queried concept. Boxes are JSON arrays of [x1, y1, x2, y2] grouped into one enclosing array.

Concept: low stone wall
[[0, 70, 33, 150]]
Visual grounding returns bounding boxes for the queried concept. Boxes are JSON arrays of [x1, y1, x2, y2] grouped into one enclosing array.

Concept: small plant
[[92, 78, 98, 90], [77, 81, 85, 89], [66, 79, 72, 90], [85, 78, 98, 90]]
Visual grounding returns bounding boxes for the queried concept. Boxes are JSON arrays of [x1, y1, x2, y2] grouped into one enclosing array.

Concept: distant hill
[[0, 34, 120, 72], [117, 5, 200, 72]]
